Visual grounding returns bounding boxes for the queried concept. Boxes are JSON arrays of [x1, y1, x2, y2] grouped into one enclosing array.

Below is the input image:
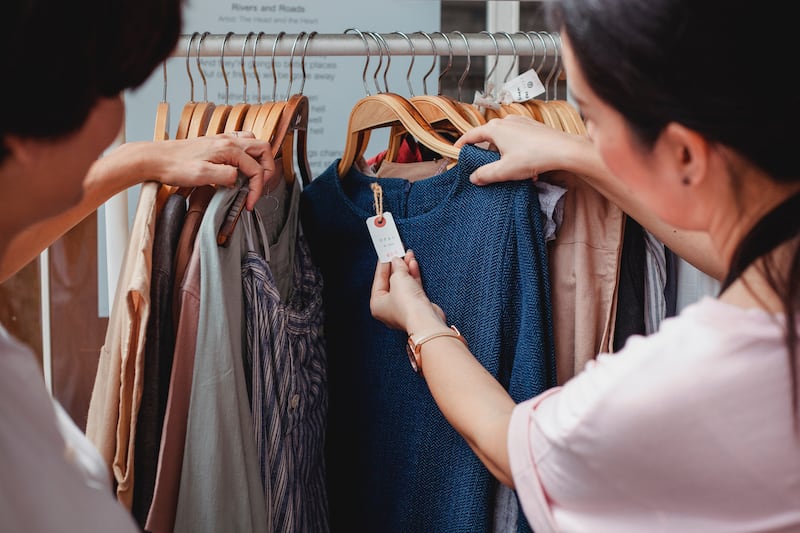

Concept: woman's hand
[[455, 114, 590, 186], [114, 131, 276, 211], [370, 250, 447, 334]]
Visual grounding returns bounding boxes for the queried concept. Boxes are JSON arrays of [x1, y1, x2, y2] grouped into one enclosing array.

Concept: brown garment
[[145, 241, 202, 533], [544, 170, 625, 385], [85, 181, 159, 509], [171, 185, 214, 330]]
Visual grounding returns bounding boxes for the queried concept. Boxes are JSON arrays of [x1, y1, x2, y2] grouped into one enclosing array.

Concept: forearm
[[0, 142, 148, 282], [556, 136, 725, 279], [410, 316, 516, 487]]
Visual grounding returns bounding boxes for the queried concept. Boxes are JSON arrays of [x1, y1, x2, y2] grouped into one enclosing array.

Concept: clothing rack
[[170, 31, 561, 60]]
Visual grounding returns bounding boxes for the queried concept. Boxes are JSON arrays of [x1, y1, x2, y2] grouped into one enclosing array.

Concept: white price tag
[[366, 211, 406, 263], [502, 69, 546, 102]]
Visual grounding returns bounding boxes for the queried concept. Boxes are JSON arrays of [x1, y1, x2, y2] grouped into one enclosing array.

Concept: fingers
[[371, 259, 392, 298], [469, 160, 536, 186], [454, 124, 491, 149], [404, 250, 421, 280]]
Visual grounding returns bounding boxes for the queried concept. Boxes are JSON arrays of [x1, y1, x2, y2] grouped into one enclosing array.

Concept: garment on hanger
[[86, 181, 160, 509], [242, 179, 329, 533], [613, 215, 646, 352], [133, 192, 187, 529], [543, 170, 625, 382], [300, 143, 556, 533], [146, 238, 202, 533], [172, 180, 269, 533]]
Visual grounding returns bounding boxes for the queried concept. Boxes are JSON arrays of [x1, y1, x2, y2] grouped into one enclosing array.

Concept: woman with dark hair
[[371, 0, 800, 530], [0, 1, 276, 530]]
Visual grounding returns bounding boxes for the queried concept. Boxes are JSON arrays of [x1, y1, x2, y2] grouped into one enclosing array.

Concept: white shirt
[[0, 323, 138, 533], [509, 297, 800, 533]]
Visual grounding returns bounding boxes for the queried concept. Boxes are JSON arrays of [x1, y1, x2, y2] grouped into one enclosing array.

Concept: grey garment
[[252, 176, 296, 303], [493, 485, 519, 533], [676, 256, 720, 313], [533, 181, 568, 242], [173, 179, 270, 533], [643, 230, 667, 335]]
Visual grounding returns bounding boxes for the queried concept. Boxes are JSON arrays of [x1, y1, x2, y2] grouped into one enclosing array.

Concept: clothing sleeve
[[507, 344, 651, 532]]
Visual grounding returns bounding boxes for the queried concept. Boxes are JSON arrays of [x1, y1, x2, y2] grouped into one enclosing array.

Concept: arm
[[456, 116, 725, 280], [370, 252, 516, 487], [0, 134, 276, 282]]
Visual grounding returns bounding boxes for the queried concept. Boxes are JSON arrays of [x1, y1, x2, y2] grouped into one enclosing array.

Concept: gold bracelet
[[405, 325, 467, 374]]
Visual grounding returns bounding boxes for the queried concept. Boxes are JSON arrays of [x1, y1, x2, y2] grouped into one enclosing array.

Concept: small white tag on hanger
[[502, 69, 546, 102], [366, 212, 406, 263]]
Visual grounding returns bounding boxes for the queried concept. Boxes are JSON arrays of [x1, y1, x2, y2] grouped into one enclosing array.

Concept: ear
[[658, 122, 711, 188], [2, 135, 39, 167]]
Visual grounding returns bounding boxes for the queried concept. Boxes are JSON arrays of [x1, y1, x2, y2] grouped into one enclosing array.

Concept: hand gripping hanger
[[217, 32, 314, 247]]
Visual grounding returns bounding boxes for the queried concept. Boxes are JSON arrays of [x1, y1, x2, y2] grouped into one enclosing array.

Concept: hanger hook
[[369, 32, 391, 93], [415, 31, 437, 96], [516, 31, 537, 73], [528, 32, 548, 80], [433, 31, 453, 96], [453, 30, 471, 102], [239, 32, 254, 104], [479, 31, 499, 96], [196, 31, 210, 102], [161, 61, 168, 103], [185, 32, 199, 102], [539, 31, 560, 101], [498, 31, 518, 83], [251, 32, 265, 103], [220, 32, 234, 105], [344, 28, 370, 97], [285, 31, 306, 99], [270, 31, 285, 102], [545, 32, 563, 100], [299, 31, 316, 95], [393, 32, 415, 97]]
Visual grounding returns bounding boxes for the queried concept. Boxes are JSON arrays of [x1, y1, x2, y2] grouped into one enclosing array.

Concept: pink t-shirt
[[509, 297, 800, 533]]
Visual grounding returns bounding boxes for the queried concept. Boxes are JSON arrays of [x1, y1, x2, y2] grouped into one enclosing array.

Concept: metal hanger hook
[[415, 31, 437, 95], [220, 31, 234, 105], [299, 31, 317, 95], [393, 31, 415, 97], [239, 31, 255, 104], [185, 31, 200, 102], [344, 28, 371, 96], [452, 30, 470, 102], [251, 32, 265, 103], [432, 31, 453, 96], [285, 31, 307, 99], [196, 31, 210, 102], [479, 30, 499, 96], [270, 31, 285, 102], [498, 31, 518, 83]]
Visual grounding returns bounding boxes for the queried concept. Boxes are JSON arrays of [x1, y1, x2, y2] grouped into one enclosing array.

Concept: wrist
[[404, 305, 446, 336]]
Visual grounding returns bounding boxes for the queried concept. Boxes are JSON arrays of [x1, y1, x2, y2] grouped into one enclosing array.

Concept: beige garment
[[375, 159, 454, 181], [85, 181, 159, 509], [544, 170, 624, 385]]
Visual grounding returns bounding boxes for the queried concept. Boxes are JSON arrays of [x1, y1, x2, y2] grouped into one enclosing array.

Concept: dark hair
[[547, 0, 800, 419], [1, 0, 183, 162]]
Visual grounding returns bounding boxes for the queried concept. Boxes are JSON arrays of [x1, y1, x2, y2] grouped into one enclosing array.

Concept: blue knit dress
[[300, 144, 557, 532]]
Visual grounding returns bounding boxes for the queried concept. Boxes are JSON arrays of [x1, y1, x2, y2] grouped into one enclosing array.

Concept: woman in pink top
[[370, 1, 800, 531]]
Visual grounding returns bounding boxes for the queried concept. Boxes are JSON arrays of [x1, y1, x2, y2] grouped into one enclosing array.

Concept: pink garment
[[509, 297, 800, 533], [85, 181, 159, 509], [146, 241, 201, 533]]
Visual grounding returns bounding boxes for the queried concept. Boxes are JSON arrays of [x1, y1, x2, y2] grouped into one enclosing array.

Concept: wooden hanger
[[216, 92, 311, 247], [337, 93, 460, 176]]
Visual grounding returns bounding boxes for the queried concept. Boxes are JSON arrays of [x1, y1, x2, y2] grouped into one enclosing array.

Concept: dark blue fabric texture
[[299, 144, 556, 533]]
